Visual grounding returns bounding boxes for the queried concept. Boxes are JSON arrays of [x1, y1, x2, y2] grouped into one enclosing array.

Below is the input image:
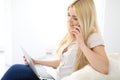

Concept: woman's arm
[[23, 56, 60, 69], [72, 26, 109, 74], [33, 59, 60, 69], [80, 44, 109, 74]]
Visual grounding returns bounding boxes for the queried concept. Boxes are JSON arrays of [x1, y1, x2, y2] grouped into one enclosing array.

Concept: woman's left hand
[[72, 25, 85, 47]]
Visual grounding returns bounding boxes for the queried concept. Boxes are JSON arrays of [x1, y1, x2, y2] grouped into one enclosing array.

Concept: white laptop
[[20, 46, 59, 80]]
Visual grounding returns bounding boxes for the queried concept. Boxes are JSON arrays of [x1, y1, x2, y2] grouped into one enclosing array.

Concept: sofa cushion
[[61, 53, 120, 80]]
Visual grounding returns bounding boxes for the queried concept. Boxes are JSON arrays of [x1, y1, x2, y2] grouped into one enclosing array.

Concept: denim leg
[[1, 64, 40, 80]]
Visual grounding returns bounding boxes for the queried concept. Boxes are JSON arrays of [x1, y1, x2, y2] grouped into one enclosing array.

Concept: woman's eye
[[73, 18, 78, 21]]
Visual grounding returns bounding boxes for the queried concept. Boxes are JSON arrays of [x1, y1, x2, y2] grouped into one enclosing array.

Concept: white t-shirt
[[56, 33, 105, 79]]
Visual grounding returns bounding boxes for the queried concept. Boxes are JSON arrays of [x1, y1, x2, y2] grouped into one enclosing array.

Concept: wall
[[2, 0, 106, 65], [0, 0, 13, 66], [94, 0, 105, 35], [104, 0, 120, 53], [11, 0, 72, 64], [0, 0, 4, 51]]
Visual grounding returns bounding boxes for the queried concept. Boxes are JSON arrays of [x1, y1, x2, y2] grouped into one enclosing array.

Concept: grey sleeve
[[87, 33, 105, 48]]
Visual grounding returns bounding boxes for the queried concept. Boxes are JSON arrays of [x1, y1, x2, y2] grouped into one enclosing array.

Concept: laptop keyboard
[[35, 65, 55, 79]]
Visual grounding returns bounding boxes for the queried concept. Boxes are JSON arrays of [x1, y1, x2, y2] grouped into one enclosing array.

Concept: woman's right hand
[[23, 56, 28, 65], [23, 56, 39, 64]]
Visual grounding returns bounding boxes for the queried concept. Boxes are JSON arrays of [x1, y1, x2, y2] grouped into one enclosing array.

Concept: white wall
[[94, 0, 105, 35], [11, 0, 72, 64], [0, 0, 4, 51], [0, 0, 13, 66], [1, 0, 120, 67], [2, 0, 106, 65], [104, 0, 120, 53]]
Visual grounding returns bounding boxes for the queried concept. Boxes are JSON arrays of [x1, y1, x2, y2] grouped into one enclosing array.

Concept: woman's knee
[[8, 64, 28, 72]]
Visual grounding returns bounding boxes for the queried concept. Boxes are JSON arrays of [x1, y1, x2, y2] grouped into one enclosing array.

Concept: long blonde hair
[[55, 0, 100, 71]]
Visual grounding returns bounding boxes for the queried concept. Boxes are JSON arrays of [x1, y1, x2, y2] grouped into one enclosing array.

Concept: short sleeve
[[87, 33, 104, 48]]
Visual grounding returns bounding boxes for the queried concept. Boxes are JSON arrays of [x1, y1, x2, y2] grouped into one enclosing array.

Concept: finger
[[73, 26, 81, 33], [23, 56, 28, 64], [23, 56, 26, 61], [74, 26, 84, 36], [72, 31, 79, 39], [72, 28, 80, 34], [25, 62, 28, 65], [24, 59, 28, 64], [23, 56, 25, 58]]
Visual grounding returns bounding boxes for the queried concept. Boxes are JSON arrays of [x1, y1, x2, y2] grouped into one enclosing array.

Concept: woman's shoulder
[[88, 32, 102, 38], [87, 32, 104, 48]]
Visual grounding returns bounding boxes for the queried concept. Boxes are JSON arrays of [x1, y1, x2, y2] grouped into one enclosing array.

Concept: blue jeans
[[1, 64, 40, 80]]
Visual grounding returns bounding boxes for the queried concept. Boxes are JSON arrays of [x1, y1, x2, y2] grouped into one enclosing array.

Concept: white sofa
[[61, 53, 120, 80]]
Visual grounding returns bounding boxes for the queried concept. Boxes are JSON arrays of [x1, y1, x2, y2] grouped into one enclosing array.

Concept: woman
[[1, 0, 109, 80]]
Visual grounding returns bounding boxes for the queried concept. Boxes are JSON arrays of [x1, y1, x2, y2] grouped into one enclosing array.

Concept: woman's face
[[67, 7, 79, 33]]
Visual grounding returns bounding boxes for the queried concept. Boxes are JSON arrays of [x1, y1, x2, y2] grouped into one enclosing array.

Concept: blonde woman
[[1, 0, 109, 80]]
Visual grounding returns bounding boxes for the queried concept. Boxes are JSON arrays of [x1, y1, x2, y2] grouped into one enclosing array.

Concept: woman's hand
[[72, 25, 85, 47], [23, 56, 38, 64], [23, 56, 28, 65]]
